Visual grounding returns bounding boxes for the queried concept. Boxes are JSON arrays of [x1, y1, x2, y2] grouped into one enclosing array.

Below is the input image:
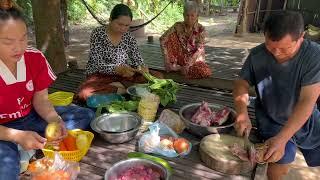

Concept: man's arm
[[233, 79, 252, 136], [233, 79, 250, 115], [277, 82, 320, 141]]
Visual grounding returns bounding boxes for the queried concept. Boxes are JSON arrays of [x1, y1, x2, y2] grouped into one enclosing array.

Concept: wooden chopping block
[[199, 134, 255, 175]]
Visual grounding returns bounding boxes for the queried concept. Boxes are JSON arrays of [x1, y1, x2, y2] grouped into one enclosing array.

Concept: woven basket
[[42, 129, 94, 162], [48, 91, 74, 106]]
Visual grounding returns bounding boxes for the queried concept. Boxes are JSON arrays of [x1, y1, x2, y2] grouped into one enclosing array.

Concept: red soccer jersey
[[0, 47, 56, 123]]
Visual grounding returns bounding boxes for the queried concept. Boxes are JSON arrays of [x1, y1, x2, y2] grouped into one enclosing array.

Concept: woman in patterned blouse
[[160, 1, 211, 79], [77, 4, 162, 102]]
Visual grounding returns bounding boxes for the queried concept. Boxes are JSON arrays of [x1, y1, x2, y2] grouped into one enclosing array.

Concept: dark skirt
[[76, 70, 163, 103]]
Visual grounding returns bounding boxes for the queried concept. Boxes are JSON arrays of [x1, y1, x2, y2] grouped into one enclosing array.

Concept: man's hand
[[263, 135, 287, 163], [15, 131, 47, 150], [115, 65, 136, 77], [234, 113, 252, 137]]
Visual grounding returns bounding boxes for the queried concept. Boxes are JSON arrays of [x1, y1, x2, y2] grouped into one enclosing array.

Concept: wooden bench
[[47, 69, 267, 179]]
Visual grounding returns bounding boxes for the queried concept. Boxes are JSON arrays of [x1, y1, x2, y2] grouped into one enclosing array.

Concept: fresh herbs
[[143, 72, 179, 106], [107, 100, 139, 113]]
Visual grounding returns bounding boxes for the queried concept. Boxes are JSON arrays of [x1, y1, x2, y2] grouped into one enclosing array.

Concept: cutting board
[[199, 134, 255, 175]]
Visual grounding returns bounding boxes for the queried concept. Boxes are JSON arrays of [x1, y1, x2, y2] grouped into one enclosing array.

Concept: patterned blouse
[[85, 26, 145, 75]]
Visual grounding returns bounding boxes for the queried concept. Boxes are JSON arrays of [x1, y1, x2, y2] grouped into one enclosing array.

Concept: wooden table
[[46, 69, 266, 179], [77, 130, 266, 180]]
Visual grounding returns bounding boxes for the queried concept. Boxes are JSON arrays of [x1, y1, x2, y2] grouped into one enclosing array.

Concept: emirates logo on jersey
[[26, 80, 34, 91]]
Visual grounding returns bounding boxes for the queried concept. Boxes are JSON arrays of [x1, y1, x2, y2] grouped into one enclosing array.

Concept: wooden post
[[263, 0, 273, 26], [234, 0, 248, 35]]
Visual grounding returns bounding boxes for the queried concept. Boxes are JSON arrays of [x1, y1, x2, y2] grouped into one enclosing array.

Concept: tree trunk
[[31, 0, 67, 73], [234, 0, 247, 35], [61, 0, 69, 46]]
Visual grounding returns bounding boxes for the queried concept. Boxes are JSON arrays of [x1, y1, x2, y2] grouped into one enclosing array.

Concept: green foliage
[[67, 0, 120, 23], [131, 0, 183, 32], [210, 0, 239, 7], [15, 0, 33, 25], [67, 0, 87, 22], [14, 0, 189, 34]]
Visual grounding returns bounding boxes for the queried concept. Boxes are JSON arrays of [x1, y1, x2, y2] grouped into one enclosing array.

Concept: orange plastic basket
[[42, 129, 94, 162]]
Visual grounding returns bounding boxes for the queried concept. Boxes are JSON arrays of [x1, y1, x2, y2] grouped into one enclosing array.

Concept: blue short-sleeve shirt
[[240, 39, 320, 149]]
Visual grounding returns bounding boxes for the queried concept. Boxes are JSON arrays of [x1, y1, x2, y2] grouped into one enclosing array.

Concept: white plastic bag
[[139, 122, 192, 157]]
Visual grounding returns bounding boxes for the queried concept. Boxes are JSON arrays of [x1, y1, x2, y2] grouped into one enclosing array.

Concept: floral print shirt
[[160, 21, 206, 69], [86, 26, 144, 75]]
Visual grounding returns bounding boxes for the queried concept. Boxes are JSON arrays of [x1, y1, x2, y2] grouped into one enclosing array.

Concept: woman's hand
[[138, 65, 149, 73], [15, 131, 47, 150], [115, 65, 136, 77]]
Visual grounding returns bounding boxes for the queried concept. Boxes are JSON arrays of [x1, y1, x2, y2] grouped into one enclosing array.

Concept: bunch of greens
[[143, 72, 179, 106], [107, 100, 139, 113]]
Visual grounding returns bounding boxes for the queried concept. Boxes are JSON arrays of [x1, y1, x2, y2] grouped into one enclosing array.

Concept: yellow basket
[[42, 129, 94, 162], [48, 91, 74, 106]]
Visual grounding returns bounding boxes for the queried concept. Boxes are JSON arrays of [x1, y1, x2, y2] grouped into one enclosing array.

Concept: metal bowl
[[90, 112, 142, 144], [105, 158, 170, 180], [126, 84, 149, 98], [179, 103, 236, 137]]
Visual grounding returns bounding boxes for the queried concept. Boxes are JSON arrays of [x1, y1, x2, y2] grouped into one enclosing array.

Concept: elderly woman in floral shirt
[[77, 4, 162, 102], [160, 1, 211, 79]]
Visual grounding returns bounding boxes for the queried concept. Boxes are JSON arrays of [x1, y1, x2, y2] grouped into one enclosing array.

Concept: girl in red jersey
[[0, 1, 94, 179]]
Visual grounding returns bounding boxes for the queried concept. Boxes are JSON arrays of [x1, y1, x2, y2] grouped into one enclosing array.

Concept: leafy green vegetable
[[143, 72, 179, 106], [107, 100, 139, 113]]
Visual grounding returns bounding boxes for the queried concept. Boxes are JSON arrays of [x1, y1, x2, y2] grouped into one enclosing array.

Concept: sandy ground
[[64, 13, 263, 69]]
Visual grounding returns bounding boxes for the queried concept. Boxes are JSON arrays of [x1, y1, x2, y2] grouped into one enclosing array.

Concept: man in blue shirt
[[233, 11, 320, 179]]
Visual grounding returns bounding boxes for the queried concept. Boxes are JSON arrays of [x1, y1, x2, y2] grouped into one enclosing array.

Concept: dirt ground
[[64, 12, 264, 69], [62, 13, 319, 179]]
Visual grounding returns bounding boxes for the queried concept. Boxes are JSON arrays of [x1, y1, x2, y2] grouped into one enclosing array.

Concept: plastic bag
[[159, 109, 185, 134], [29, 152, 79, 180], [18, 145, 35, 173], [139, 122, 192, 158], [138, 93, 160, 122]]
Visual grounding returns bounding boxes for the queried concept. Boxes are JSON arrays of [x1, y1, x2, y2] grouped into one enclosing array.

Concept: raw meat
[[191, 102, 230, 126], [113, 165, 161, 180], [229, 143, 250, 161], [210, 107, 231, 126], [229, 143, 267, 166], [191, 102, 212, 125]]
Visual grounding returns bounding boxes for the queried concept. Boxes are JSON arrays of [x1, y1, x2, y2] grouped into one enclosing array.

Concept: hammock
[[79, 0, 174, 31]]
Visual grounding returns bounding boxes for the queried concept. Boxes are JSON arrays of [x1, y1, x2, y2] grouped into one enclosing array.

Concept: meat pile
[[191, 102, 231, 126], [112, 165, 161, 180], [187, 61, 212, 79], [229, 143, 268, 166]]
